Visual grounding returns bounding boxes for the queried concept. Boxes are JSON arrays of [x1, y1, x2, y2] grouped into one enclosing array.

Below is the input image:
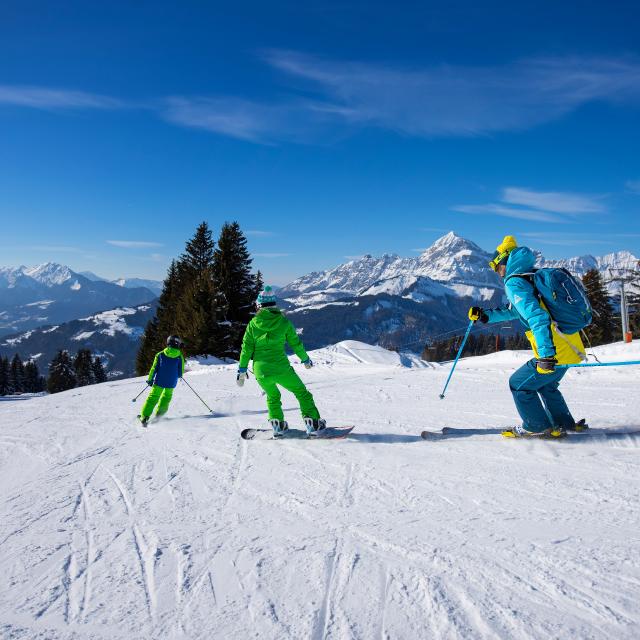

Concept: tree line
[[0, 348, 107, 396], [136, 221, 262, 374]]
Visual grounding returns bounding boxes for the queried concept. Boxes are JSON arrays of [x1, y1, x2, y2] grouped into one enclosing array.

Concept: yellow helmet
[[488, 235, 517, 271]]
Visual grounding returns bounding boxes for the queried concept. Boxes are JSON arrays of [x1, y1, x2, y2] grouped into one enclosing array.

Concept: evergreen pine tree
[[180, 221, 216, 278], [213, 222, 258, 356], [136, 260, 181, 375], [254, 270, 264, 299], [0, 356, 10, 395], [175, 269, 229, 357], [10, 354, 25, 394], [74, 349, 94, 386], [582, 269, 616, 346], [23, 360, 44, 393], [47, 350, 77, 394], [92, 356, 108, 383]]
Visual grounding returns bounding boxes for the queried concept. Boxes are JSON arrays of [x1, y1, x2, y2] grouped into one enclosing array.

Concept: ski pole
[[558, 360, 640, 369], [439, 320, 474, 399], [131, 384, 148, 403], [181, 377, 214, 414]]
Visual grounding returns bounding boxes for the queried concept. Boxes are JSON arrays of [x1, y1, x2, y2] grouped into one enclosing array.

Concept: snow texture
[[1, 340, 640, 639]]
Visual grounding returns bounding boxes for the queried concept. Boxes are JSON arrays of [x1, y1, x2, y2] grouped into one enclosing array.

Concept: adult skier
[[237, 286, 325, 437], [468, 236, 586, 438], [139, 335, 186, 425]]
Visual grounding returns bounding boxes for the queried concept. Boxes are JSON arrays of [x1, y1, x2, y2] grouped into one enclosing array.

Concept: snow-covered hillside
[[2, 341, 640, 639]]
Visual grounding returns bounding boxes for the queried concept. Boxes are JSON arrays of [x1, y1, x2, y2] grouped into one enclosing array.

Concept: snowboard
[[421, 426, 640, 440], [241, 426, 354, 441]]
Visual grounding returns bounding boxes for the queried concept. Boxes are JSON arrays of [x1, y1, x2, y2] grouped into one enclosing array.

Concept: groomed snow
[[1, 340, 639, 639]]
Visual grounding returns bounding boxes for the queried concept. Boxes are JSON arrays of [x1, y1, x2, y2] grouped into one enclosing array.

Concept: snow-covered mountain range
[[80, 271, 163, 296], [280, 232, 639, 308], [277, 232, 639, 351], [0, 263, 158, 337], [0, 303, 156, 378]]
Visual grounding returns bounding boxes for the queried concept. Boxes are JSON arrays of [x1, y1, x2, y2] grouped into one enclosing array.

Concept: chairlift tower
[[605, 264, 640, 343]]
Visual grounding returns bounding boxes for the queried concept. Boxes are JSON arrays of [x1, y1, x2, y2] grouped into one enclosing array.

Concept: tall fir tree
[[175, 269, 229, 357], [180, 221, 216, 278], [582, 269, 616, 346], [92, 356, 108, 383], [10, 354, 25, 394], [23, 360, 45, 393], [0, 356, 10, 395], [136, 260, 181, 375], [74, 349, 94, 386], [213, 222, 257, 356], [47, 350, 77, 394]]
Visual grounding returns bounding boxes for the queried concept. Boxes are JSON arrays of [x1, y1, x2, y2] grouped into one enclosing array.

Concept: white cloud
[[254, 253, 290, 258], [107, 240, 163, 249], [503, 187, 606, 214], [0, 85, 123, 110], [454, 186, 607, 223], [625, 179, 640, 194], [452, 204, 564, 223], [246, 230, 278, 237], [263, 51, 640, 138]]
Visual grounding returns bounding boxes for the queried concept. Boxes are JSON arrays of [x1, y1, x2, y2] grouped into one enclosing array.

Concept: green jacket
[[147, 347, 185, 388], [239, 308, 308, 377]]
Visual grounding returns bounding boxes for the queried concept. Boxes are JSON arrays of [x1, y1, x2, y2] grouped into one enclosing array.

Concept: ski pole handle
[[439, 320, 474, 399]]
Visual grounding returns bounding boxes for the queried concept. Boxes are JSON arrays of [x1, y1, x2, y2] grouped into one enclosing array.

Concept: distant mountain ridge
[[280, 232, 639, 307], [0, 303, 157, 378], [0, 262, 158, 337]]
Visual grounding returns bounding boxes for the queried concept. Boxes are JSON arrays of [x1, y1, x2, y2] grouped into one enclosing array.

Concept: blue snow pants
[[509, 359, 575, 432]]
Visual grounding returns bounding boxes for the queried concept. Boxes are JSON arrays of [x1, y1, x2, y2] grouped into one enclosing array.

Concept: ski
[[421, 427, 640, 440], [241, 426, 354, 441]]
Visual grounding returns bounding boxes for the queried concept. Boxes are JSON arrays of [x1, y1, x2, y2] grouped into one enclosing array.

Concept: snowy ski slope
[[1, 340, 639, 639]]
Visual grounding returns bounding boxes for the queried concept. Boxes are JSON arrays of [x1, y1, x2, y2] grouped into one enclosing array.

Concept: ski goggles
[[488, 249, 510, 272]]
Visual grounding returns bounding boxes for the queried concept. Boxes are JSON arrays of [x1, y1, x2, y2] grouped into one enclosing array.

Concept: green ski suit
[[239, 308, 320, 422], [141, 347, 185, 418]]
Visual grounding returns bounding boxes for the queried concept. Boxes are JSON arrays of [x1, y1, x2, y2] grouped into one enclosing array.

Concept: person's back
[[237, 286, 325, 436]]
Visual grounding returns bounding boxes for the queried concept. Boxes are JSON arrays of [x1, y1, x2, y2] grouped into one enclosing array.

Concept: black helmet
[[167, 335, 184, 349]]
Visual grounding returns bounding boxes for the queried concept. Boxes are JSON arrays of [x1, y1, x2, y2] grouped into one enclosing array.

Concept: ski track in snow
[[1, 342, 640, 639]]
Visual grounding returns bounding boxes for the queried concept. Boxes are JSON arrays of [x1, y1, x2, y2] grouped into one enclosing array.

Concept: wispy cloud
[[263, 51, 640, 138], [503, 187, 606, 213], [454, 187, 607, 223], [625, 179, 640, 194], [0, 85, 123, 110], [107, 240, 163, 249], [452, 204, 564, 223], [246, 229, 278, 237], [254, 252, 290, 258]]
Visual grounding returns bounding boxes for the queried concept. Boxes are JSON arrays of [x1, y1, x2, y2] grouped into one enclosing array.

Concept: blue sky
[[1, 0, 640, 284]]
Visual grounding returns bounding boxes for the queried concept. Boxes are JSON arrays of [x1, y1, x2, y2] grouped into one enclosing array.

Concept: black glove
[[146, 380, 153, 387], [536, 357, 557, 375], [468, 306, 489, 323]]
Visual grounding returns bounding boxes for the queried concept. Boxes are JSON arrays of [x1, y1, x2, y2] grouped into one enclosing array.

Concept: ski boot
[[502, 424, 565, 439], [565, 418, 589, 432], [138, 414, 150, 427], [304, 417, 327, 436], [269, 419, 289, 438]]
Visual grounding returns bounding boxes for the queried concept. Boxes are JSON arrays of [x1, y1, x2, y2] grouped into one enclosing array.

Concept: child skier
[[468, 236, 586, 438], [139, 335, 186, 425], [236, 286, 325, 437]]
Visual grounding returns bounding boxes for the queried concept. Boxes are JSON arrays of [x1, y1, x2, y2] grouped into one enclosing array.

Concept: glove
[[468, 306, 489, 323], [146, 380, 153, 387], [536, 357, 557, 375], [236, 367, 248, 387], [303, 359, 313, 369]]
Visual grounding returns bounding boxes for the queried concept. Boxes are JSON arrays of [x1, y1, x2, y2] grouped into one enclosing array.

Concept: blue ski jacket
[[147, 347, 185, 389], [484, 246, 556, 358]]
